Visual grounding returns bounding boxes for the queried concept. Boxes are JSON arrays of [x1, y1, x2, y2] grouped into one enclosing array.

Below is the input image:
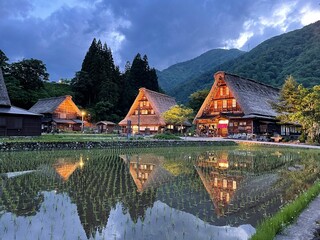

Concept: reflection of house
[[53, 156, 85, 181], [195, 152, 243, 216], [29, 95, 83, 132], [96, 121, 116, 133], [120, 154, 174, 192], [0, 69, 42, 136], [193, 71, 301, 137], [119, 88, 189, 134]]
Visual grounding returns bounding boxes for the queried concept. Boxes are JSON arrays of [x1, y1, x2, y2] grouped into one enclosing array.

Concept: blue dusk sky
[[1, 0, 320, 81]]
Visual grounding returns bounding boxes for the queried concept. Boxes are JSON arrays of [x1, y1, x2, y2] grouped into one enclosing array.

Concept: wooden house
[[0, 69, 42, 136], [119, 88, 187, 134], [96, 121, 116, 133], [29, 95, 83, 132], [193, 71, 301, 138]]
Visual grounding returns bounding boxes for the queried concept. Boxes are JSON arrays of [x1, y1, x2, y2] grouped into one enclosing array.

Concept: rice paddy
[[0, 146, 319, 239]]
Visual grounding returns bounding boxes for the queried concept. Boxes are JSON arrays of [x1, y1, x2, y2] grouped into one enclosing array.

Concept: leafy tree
[[162, 105, 193, 134], [9, 59, 49, 90], [0, 49, 9, 68], [272, 76, 320, 143], [188, 89, 210, 113]]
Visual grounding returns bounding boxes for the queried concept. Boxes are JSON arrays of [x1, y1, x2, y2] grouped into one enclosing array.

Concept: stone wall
[[0, 140, 237, 152]]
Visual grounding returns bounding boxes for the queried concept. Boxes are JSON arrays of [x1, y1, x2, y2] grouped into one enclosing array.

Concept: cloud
[[0, 0, 319, 80]]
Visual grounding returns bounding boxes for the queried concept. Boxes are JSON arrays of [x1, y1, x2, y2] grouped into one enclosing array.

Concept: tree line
[[0, 39, 160, 122]]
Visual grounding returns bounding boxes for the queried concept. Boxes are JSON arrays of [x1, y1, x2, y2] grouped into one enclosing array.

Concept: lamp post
[[81, 111, 85, 133]]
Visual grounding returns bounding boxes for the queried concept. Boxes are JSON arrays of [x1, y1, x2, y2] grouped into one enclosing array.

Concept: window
[[135, 110, 138, 115], [214, 101, 217, 109], [223, 179, 227, 188], [232, 181, 237, 190], [220, 87, 223, 96], [226, 87, 229, 95], [141, 110, 148, 115], [234, 122, 238, 126], [214, 178, 218, 187], [150, 109, 155, 114], [229, 122, 233, 127], [232, 99, 236, 108], [222, 100, 227, 108], [59, 113, 66, 119]]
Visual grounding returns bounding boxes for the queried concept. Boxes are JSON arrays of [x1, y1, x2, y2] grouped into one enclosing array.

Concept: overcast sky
[[1, 0, 320, 81]]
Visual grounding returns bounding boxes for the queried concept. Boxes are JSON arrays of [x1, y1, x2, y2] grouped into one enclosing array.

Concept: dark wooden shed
[[0, 69, 42, 136]]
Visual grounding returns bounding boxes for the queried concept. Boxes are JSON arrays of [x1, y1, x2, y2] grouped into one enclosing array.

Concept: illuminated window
[[223, 179, 227, 188], [220, 192, 224, 200], [226, 193, 230, 202], [146, 101, 149, 107], [214, 177, 218, 187], [222, 100, 227, 108], [226, 87, 229, 95], [135, 110, 138, 115], [220, 88, 223, 95], [167, 125, 174, 129], [141, 110, 148, 115], [232, 181, 237, 190], [150, 109, 155, 114], [140, 102, 143, 107], [214, 101, 217, 109], [232, 99, 236, 108]]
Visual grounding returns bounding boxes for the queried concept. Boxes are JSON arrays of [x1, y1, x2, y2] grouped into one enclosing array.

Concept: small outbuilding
[[96, 121, 116, 134], [0, 69, 42, 136]]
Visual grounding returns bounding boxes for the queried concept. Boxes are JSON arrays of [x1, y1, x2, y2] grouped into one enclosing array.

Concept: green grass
[[251, 181, 320, 240], [152, 133, 182, 140], [0, 133, 124, 142]]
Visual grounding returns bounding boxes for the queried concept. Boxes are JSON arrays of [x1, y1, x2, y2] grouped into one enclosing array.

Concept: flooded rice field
[[0, 146, 319, 240]]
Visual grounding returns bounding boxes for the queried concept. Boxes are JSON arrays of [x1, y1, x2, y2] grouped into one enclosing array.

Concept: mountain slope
[[170, 20, 320, 103], [157, 49, 244, 91]]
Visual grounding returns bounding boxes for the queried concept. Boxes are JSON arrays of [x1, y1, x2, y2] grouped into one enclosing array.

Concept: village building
[[193, 71, 300, 138], [96, 121, 116, 134], [119, 88, 188, 134], [0, 69, 42, 136], [29, 95, 83, 132]]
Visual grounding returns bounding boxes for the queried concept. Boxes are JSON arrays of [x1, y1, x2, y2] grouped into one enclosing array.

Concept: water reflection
[[119, 154, 174, 192], [0, 147, 319, 239]]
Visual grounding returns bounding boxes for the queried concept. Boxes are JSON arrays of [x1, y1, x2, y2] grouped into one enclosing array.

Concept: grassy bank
[[251, 181, 320, 240]]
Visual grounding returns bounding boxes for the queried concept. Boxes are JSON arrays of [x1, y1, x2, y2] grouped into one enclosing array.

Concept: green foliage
[[273, 76, 320, 143], [162, 104, 193, 127], [188, 89, 210, 113], [170, 21, 320, 103], [157, 49, 244, 92], [152, 133, 181, 140]]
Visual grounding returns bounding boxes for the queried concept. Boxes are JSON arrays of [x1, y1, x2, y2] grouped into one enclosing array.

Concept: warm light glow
[[81, 111, 86, 116]]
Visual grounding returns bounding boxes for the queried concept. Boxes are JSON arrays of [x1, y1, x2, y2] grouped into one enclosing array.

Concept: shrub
[[153, 133, 181, 140]]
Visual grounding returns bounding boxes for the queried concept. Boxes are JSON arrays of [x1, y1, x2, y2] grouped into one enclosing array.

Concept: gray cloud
[[0, 0, 319, 80]]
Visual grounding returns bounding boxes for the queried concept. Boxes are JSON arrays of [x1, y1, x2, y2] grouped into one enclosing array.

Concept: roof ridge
[[140, 88, 175, 99], [37, 95, 71, 101], [224, 72, 280, 91]]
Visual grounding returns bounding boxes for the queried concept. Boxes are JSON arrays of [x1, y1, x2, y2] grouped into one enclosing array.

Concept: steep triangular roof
[[0, 68, 11, 107], [29, 95, 81, 115], [194, 71, 279, 123], [119, 88, 177, 126]]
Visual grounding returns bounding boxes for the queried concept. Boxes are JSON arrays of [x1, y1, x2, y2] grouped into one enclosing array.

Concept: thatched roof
[[0, 68, 11, 107], [29, 95, 80, 115], [194, 71, 279, 122], [0, 106, 42, 116], [119, 88, 177, 126]]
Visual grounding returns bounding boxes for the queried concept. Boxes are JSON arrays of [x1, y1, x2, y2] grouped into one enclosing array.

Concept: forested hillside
[[157, 49, 244, 91], [169, 20, 320, 103]]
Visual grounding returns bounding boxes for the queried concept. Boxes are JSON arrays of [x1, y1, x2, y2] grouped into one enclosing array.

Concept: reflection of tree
[[0, 173, 50, 216]]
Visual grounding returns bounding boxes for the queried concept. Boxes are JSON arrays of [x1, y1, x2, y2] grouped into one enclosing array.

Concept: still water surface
[[0, 146, 319, 239]]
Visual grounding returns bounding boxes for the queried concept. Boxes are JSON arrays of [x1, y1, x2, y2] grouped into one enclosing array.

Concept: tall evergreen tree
[[71, 38, 122, 122]]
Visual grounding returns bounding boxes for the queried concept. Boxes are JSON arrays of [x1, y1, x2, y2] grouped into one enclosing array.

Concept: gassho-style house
[[29, 95, 84, 132], [119, 88, 190, 134], [193, 71, 301, 138]]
